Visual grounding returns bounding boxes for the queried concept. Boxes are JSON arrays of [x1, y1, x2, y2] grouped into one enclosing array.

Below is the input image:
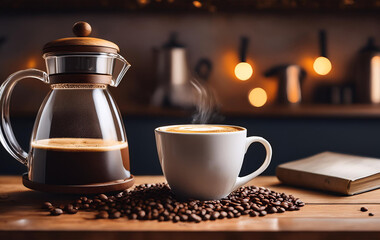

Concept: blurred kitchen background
[[0, 0, 380, 176]]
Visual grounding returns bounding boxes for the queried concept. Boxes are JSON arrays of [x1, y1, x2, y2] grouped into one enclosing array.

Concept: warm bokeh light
[[313, 56, 332, 75], [193, 1, 202, 8], [248, 88, 267, 107], [235, 62, 253, 81], [137, 0, 149, 5], [26, 58, 37, 68]]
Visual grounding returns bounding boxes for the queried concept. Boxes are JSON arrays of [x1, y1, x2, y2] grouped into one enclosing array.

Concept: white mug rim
[[155, 124, 247, 135]]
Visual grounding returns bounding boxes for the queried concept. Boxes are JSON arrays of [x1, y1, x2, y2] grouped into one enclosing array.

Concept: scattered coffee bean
[[42, 202, 53, 210], [65, 204, 78, 214], [50, 208, 63, 216], [96, 211, 109, 219], [42, 183, 304, 222], [369, 213, 374, 216], [360, 207, 368, 212]]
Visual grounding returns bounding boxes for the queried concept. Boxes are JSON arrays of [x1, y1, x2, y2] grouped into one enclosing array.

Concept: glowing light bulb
[[193, 1, 202, 8], [313, 56, 332, 75], [248, 88, 267, 107], [235, 62, 253, 81]]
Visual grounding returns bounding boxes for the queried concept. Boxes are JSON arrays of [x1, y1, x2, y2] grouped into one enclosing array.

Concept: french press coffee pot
[[0, 22, 134, 194]]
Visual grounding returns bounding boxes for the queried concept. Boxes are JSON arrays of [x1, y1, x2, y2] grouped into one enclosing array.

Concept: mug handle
[[232, 136, 272, 191], [0, 69, 49, 166]]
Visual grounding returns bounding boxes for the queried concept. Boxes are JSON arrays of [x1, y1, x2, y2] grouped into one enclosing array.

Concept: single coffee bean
[[98, 194, 108, 201], [96, 211, 109, 219], [242, 210, 251, 215], [50, 208, 63, 216], [249, 211, 259, 217], [110, 211, 121, 219], [65, 204, 74, 211], [361, 207, 368, 212], [281, 202, 289, 209], [235, 206, 245, 212], [268, 207, 277, 214], [66, 208, 78, 214], [180, 214, 188, 222], [42, 202, 53, 210], [259, 211, 267, 216], [211, 211, 220, 220], [190, 214, 202, 223], [220, 211, 228, 219], [369, 213, 374, 216], [278, 207, 286, 213], [203, 214, 211, 220], [173, 215, 180, 222]]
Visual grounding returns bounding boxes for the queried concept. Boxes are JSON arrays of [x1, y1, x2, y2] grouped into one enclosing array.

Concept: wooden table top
[[1, 175, 380, 240]]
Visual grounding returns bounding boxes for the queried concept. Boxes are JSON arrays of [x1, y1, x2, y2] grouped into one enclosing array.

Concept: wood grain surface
[[1, 176, 380, 240]]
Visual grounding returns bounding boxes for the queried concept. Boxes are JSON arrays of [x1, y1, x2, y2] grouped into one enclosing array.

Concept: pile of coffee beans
[[43, 183, 305, 222]]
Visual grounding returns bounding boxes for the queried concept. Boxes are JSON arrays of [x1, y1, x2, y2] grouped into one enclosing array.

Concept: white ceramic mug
[[155, 124, 272, 200]]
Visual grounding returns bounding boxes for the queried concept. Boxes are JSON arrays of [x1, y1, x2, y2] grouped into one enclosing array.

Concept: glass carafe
[[0, 22, 133, 193]]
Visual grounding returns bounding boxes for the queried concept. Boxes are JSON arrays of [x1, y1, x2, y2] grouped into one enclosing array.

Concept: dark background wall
[[2, 116, 380, 176], [0, 13, 379, 114]]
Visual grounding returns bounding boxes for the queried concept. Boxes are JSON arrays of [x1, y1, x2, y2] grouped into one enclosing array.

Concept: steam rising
[[190, 78, 223, 124]]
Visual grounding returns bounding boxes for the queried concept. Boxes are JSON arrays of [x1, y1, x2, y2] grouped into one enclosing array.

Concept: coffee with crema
[[29, 138, 130, 185], [160, 125, 244, 133]]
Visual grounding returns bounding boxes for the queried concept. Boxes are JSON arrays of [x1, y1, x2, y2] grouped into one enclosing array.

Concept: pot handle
[[111, 54, 131, 87], [0, 69, 49, 166]]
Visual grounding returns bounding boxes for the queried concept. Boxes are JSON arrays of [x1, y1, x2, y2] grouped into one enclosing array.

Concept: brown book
[[276, 152, 380, 195]]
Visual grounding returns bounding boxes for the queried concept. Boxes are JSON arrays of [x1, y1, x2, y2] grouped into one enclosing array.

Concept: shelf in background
[[222, 104, 380, 118], [10, 104, 380, 119]]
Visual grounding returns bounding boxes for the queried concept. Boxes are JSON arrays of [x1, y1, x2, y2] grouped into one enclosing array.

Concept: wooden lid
[[43, 22, 119, 54]]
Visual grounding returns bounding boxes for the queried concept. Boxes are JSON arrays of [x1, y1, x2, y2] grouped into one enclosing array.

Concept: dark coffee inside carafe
[[29, 138, 130, 185]]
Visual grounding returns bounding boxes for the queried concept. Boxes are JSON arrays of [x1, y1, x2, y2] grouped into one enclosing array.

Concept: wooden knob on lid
[[73, 21, 92, 37], [43, 21, 119, 54]]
